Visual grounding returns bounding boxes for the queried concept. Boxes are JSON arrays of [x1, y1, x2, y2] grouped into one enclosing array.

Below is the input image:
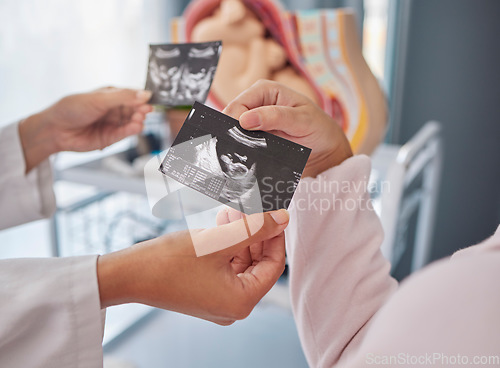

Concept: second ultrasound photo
[[145, 41, 222, 107]]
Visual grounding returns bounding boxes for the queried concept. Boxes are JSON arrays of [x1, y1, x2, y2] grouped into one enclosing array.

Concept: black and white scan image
[[145, 41, 222, 107], [159, 102, 311, 215]]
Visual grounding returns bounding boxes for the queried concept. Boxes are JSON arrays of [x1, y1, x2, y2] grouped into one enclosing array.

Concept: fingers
[[223, 79, 310, 120], [237, 231, 286, 295], [136, 104, 154, 114], [97, 104, 153, 148], [215, 206, 244, 226], [95, 88, 153, 109], [215, 207, 230, 226], [223, 79, 317, 140], [97, 99, 153, 147], [239, 105, 312, 138], [192, 209, 289, 257], [129, 106, 153, 125], [99, 120, 144, 148], [215, 207, 252, 274], [120, 104, 153, 126]]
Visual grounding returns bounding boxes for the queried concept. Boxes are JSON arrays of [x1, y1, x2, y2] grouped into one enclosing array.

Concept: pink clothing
[[286, 155, 500, 367], [2, 118, 498, 367]]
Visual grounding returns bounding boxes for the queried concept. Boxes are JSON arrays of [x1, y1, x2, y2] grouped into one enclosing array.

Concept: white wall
[[0, 0, 177, 125], [0, 0, 180, 258]]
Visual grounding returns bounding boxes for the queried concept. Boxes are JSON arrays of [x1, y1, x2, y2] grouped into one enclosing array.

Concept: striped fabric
[[171, 0, 387, 154]]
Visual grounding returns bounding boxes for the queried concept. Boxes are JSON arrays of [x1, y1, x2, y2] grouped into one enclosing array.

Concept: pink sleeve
[[285, 155, 397, 367], [343, 227, 500, 367], [287, 154, 500, 366]]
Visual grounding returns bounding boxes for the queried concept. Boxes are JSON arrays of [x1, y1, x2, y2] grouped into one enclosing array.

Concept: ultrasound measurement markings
[[179, 166, 226, 199], [162, 158, 198, 184], [192, 170, 208, 184], [206, 177, 225, 193], [189, 175, 225, 200]]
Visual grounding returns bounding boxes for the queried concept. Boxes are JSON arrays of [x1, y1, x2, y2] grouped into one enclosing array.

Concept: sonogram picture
[[159, 102, 311, 215], [145, 41, 222, 107]]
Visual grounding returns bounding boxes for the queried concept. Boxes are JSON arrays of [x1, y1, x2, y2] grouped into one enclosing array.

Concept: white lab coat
[[0, 123, 104, 368]]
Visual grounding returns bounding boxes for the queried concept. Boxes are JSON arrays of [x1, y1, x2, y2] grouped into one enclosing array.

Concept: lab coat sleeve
[[0, 255, 104, 368], [0, 122, 56, 230], [285, 155, 398, 367]]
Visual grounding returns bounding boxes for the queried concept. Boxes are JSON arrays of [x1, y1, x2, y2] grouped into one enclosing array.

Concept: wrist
[[96, 240, 175, 309], [19, 111, 59, 173], [303, 139, 353, 178], [97, 250, 137, 308]]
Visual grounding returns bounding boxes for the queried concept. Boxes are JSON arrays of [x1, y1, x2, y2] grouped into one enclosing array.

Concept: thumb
[[191, 209, 289, 257], [95, 88, 153, 109], [239, 105, 311, 138]]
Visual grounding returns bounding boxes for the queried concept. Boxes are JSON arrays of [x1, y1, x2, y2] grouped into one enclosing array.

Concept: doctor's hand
[[224, 80, 353, 177], [19, 87, 153, 173], [97, 209, 289, 325]]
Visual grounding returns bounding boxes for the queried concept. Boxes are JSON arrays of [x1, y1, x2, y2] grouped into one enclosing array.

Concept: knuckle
[[227, 301, 254, 321], [254, 79, 276, 89], [223, 103, 235, 116], [254, 79, 268, 87]]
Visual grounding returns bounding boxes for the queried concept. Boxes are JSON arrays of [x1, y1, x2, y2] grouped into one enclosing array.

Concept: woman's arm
[[286, 156, 397, 366], [224, 80, 397, 366]]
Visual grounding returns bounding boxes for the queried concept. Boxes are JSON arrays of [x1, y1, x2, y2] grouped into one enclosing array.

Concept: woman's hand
[[19, 87, 153, 172], [224, 80, 353, 177], [97, 209, 289, 325]]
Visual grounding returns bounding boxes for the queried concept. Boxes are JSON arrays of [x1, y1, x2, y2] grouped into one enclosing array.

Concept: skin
[[190, 0, 320, 106], [17, 80, 351, 325], [19, 87, 153, 173], [224, 80, 353, 177], [97, 209, 290, 325], [15, 86, 290, 325]]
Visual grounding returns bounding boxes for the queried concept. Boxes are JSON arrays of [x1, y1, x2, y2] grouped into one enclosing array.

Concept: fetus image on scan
[[159, 102, 310, 214], [145, 41, 222, 106], [193, 126, 265, 208]]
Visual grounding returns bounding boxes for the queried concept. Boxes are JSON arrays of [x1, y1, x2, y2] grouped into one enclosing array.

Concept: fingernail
[[269, 209, 289, 225], [240, 112, 260, 130], [136, 90, 152, 101]]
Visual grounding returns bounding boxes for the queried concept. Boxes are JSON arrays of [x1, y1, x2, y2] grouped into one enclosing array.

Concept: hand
[[97, 209, 289, 325], [19, 87, 153, 172], [224, 80, 353, 177]]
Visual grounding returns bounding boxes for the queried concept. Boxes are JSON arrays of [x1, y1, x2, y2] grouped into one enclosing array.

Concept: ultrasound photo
[[145, 41, 222, 107], [159, 102, 311, 215]]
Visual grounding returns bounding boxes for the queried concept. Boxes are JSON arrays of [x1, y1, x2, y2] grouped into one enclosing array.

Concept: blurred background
[[1, 0, 499, 367]]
